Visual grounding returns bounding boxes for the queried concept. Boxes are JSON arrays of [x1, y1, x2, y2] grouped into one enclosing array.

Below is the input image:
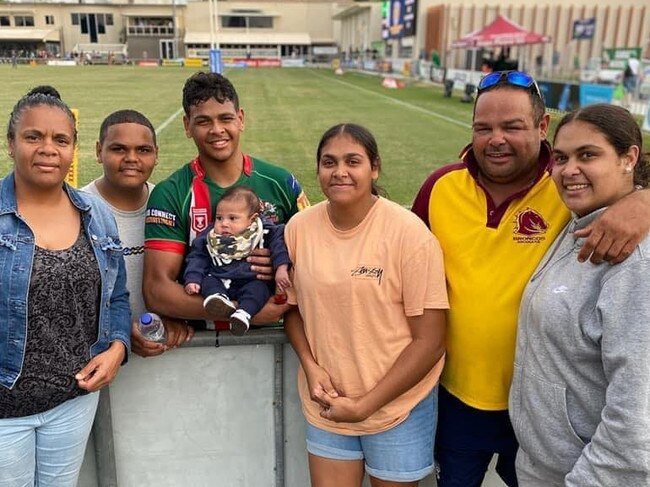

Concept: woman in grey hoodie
[[509, 103, 650, 486]]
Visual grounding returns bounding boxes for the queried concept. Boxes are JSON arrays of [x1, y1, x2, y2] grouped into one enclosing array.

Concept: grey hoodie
[[509, 208, 650, 486]]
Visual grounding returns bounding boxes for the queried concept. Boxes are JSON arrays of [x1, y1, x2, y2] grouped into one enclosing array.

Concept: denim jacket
[[0, 173, 131, 389]]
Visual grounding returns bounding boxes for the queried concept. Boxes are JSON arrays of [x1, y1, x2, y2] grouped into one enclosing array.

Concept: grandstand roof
[[0, 28, 59, 42]]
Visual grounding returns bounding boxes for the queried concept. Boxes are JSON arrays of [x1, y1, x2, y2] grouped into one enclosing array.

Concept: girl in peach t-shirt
[[284, 123, 448, 486]]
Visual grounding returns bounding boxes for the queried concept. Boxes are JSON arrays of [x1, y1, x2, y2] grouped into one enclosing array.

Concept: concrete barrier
[[78, 329, 444, 486], [80, 330, 310, 486]]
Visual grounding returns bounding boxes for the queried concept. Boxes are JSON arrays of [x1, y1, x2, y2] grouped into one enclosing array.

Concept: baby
[[183, 185, 290, 335]]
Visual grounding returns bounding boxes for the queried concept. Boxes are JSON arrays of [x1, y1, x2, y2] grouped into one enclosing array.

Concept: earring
[[625, 166, 633, 173]]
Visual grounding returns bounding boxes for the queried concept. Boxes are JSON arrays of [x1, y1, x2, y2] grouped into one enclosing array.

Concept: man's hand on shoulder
[[575, 188, 650, 264]]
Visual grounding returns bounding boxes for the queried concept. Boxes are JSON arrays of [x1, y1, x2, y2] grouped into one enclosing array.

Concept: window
[[222, 15, 245, 28], [80, 13, 88, 34], [97, 13, 105, 34], [249, 16, 272, 28], [105, 13, 113, 26], [221, 15, 272, 29], [45, 15, 54, 25], [71, 13, 79, 25], [0, 16, 10, 26], [14, 16, 34, 27]]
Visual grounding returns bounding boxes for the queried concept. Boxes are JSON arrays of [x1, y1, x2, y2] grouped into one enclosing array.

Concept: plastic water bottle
[[139, 312, 166, 343]]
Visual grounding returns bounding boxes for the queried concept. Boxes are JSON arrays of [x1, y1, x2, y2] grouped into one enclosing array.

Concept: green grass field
[[1, 65, 648, 205]]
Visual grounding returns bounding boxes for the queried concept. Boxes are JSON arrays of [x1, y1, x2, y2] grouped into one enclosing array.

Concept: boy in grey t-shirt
[[83, 109, 194, 356]]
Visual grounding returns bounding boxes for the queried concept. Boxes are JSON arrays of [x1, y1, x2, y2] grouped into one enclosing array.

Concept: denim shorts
[[306, 388, 437, 482]]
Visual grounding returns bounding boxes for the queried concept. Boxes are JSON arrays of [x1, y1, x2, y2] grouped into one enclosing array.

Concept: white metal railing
[[185, 47, 278, 59], [127, 25, 174, 36], [75, 43, 127, 55]]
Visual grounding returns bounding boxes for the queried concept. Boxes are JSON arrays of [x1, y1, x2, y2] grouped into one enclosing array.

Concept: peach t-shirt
[[285, 198, 448, 435]]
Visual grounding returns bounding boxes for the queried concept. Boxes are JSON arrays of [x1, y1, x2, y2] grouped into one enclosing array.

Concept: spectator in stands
[[284, 123, 447, 485], [624, 53, 640, 107], [0, 88, 130, 486]]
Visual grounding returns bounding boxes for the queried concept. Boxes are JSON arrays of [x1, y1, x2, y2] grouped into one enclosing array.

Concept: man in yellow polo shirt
[[412, 71, 650, 487]]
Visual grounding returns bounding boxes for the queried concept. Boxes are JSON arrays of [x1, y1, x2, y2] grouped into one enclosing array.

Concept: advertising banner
[[572, 18, 596, 40], [430, 67, 445, 83], [47, 60, 77, 66], [281, 59, 305, 68], [223, 58, 281, 68], [579, 83, 615, 106], [184, 58, 205, 68], [382, 0, 418, 39], [602, 47, 642, 69], [313, 46, 338, 56], [537, 81, 580, 111], [161, 59, 184, 67]]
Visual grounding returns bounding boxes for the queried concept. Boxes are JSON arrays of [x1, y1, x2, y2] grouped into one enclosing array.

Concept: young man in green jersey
[[143, 72, 308, 329]]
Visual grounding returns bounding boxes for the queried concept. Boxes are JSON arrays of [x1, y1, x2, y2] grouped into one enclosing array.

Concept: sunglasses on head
[[477, 71, 542, 99]]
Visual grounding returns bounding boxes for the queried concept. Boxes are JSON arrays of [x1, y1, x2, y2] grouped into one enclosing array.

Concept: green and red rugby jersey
[[145, 154, 308, 254]]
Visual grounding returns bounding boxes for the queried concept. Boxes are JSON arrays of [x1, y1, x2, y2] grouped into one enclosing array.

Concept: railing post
[[274, 343, 285, 487]]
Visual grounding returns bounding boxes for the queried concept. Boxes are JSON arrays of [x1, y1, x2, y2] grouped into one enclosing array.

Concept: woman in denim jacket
[[0, 89, 131, 486]]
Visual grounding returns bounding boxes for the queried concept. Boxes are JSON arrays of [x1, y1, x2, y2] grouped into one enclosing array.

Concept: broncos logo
[[514, 208, 548, 236]]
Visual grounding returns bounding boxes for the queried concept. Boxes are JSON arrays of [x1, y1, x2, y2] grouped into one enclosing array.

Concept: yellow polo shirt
[[412, 143, 570, 410]]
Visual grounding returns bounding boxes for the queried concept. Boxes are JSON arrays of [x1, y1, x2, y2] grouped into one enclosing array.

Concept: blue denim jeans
[[0, 392, 99, 487]]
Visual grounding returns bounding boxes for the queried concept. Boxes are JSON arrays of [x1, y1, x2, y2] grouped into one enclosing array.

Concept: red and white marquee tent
[[451, 15, 551, 49]]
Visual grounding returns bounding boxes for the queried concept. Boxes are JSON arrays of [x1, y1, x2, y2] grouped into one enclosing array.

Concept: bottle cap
[[140, 313, 153, 325]]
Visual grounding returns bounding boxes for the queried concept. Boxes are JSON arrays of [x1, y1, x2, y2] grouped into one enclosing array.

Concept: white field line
[[308, 69, 472, 129], [155, 107, 184, 136]]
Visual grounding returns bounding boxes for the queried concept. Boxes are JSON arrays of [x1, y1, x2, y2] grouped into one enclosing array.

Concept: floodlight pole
[[215, 0, 220, 49], [208, 0, 220, 50], [172, 0, 177, 58], [208, 0, 215, 50]]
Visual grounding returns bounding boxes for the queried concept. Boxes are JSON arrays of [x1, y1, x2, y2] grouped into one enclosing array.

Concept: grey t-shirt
[[82, 180, 153, 319]]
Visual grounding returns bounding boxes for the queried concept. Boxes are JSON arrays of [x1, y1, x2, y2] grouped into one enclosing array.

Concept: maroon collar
[[459, 140, 554, 228]]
